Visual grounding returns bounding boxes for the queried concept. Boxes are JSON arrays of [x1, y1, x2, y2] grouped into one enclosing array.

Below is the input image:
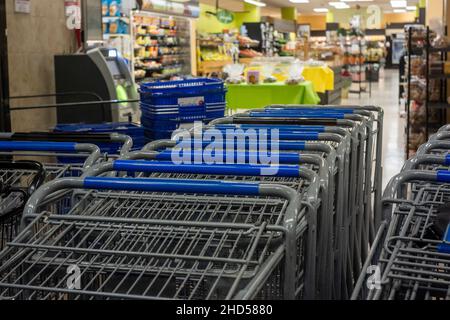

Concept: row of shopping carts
[[0, 104, 384, 300], [352, 124, 450, 300]]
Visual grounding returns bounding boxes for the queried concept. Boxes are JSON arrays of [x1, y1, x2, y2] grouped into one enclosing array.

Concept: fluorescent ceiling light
[[391, 0, 407, 8], [329, 2, 350, 8], [393, 8, 407, 13], [314, 8, 329, 12], [244, 0, 266, 7], [289, 0, 309, 3], [341, 0, 374, 2], [406, 5, 417, 10]]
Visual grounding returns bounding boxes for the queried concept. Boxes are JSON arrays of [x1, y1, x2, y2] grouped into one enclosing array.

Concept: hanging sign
[[14, 0, 31, 14], [216, 10, 234, 24]]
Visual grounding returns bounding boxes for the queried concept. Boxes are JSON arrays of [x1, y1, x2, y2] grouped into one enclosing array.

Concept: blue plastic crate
[[139, 78, 226, 141]]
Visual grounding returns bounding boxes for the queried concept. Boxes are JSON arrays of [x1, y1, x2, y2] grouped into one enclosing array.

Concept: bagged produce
[[285, 61, 304, 85], [223, 64, 245, 84]]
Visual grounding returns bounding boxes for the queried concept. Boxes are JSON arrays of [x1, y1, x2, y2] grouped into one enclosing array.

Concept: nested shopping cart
[[353, 126, 450, 300], [0, 176, 305, 300], [353, 170, 450, 300], [0, 161, 46, 250], [197, 117, 354, 299], [206, 107, 379, 299], [242, 106, 378, 244], [141, 134, 341, 299], [165, 125, 347, 299], [83, 159, 321, 299], [0, 140, 103, 245], [0, 131, 135, 159]]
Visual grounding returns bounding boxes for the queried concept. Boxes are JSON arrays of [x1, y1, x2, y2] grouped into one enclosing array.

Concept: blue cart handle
[[112, 160, 301, 177], [203, 129, 319, 140], [265, 107, 355, 114], [445, 155, 450, 166], [84, 177, 260, 196], [214, 124, 326, 133], [0, 141, 77, 152], [175, 140, 307, 151], [437, 170, 450, 183], [155, 150, 301, 164], [249, 112, 346, 119]]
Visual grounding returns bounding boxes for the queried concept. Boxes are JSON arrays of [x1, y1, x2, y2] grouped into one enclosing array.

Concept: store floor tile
[[342, 68, 405, 189]]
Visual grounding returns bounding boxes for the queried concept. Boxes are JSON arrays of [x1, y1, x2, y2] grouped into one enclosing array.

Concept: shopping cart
[[264, 104, 384, 230], [52, 123, 144, 156], [353, 128, 450, 300], [0, 131, 134, 159], [0, 176, 304, 300], [0, 161, 46, 250], [356, 170, 450, 300], [207, 108, 374, 299], [82, 159, 321, 299], [164, 127, 345, 299]]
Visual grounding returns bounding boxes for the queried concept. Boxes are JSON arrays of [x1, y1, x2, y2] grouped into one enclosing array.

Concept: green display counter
[[226, 81, 321, 110]]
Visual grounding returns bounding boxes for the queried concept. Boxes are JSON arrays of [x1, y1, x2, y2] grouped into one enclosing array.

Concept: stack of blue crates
[[53, 122, 145, 155], [139, 78, 227, 140]]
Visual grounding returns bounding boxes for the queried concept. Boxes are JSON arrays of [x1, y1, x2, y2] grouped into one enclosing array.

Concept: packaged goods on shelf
[[132, 13, 191, 82]]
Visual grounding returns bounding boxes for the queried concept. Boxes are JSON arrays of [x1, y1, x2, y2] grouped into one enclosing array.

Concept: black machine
[[54, 47, 139, 124]]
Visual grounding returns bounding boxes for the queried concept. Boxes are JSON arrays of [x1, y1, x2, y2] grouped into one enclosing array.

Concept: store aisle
[[342, 69, 405, 189]]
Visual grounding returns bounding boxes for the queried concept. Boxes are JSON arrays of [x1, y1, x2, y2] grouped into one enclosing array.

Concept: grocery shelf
[[429, 73, 450, 79], [426, 101, 450, 109]]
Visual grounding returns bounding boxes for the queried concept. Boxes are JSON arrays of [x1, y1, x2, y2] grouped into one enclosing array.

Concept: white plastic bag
[[224, 64, 245, 84], [429, 18, 447, 48], [286, 61, 305, 85], [262, 64, 277, 83]]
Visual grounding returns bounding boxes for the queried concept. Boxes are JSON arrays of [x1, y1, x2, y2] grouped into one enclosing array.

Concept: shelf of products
[[197, 33, 237, 76], [340, 30, 371, 97], [102, 1, 131, 62], [404, 25, 449, 157], [132, 13, 191, 82]]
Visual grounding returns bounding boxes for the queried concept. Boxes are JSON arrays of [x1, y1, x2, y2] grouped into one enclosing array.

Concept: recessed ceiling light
[[393, 8, 407, 13], [244, 0, 266, 7], [289, 0, 309, 3], [391, 0, 407, 8], [314, 8, 329, 12], [329, 2, 350, 9]]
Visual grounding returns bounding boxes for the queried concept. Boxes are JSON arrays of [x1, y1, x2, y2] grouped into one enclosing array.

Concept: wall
[[197, 3, 240, 33], [383, 12, 416, 26], [261, 6, 281, 19], [328, 8, 415, 29], [197, 2, 262, 33], [426, 0, 445, 24], [6, 0, 77, 132], [297, 14, 326, 30]]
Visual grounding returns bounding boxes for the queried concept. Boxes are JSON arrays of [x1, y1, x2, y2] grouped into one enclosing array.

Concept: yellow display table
[[302, 66, 335, 93]]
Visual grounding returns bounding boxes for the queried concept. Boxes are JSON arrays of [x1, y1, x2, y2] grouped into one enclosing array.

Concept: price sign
[[15, 0, 31, 14]]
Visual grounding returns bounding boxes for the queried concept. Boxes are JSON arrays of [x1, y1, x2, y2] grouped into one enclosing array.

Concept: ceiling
[[263, 0, 420, 14]]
